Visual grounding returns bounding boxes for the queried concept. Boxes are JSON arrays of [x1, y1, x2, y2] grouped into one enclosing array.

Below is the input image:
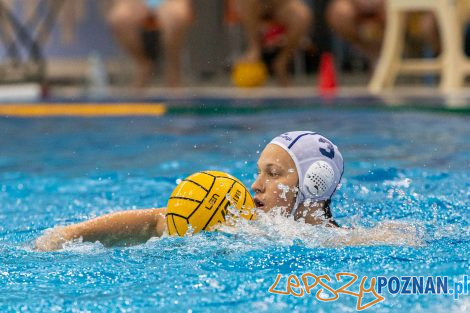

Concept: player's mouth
[[254, 198, 265, 209]]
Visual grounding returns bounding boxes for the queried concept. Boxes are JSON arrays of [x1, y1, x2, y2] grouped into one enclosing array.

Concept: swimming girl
[[35, 131, 415, 251]]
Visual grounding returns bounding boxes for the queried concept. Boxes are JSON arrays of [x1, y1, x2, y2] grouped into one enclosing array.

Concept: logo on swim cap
[[279, 133, 292, 141], [304, 161, 335, 197]]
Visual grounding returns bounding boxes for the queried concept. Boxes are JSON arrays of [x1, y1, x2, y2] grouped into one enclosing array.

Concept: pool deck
[[0, 84, 469, 116]]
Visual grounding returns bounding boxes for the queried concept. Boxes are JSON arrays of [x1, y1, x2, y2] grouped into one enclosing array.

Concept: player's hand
[[35, 227, 71, 251]]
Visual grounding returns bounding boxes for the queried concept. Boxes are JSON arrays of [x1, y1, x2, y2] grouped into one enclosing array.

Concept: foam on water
[[219, 208, 425, 249]]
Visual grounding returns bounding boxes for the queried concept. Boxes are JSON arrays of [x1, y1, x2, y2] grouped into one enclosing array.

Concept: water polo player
[[35, 131, 344, 251], [252, 131, 343, 227]]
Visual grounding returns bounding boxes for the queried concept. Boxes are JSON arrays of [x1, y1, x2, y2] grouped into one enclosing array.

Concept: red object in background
[[143, 13, 159, 30], [41, 83, 49, 99], [318, 52, 337, 94], [262, 23, 286, 47]]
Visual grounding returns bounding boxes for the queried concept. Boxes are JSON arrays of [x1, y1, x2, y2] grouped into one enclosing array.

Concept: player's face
[[252, 144, 299, 214]]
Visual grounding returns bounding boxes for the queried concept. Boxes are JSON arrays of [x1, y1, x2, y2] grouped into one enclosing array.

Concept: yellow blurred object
[[166, 171, 255, 236], [0, 103, 166, 117], [231, 61, 268, 88]]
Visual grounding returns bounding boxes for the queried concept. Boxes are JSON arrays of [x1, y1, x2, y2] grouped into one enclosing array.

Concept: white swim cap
[[270, 131, 344, 216]]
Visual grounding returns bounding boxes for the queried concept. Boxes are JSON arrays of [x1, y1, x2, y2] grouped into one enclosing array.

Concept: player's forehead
[[257, 144, 294, 170]]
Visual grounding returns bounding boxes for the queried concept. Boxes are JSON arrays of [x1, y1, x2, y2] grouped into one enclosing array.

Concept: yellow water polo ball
[[231, 61, 268, 88], [166, 171, 255, 236]]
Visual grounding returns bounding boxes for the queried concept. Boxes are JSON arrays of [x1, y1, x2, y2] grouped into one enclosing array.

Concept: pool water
[[0, 107, 469, 312]]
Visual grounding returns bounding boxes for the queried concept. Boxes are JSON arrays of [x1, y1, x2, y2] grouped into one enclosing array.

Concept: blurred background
[[0, 0, 469, 103]]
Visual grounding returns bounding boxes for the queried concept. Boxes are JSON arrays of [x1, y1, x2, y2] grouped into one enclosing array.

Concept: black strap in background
[[313, 0, 333, 54]]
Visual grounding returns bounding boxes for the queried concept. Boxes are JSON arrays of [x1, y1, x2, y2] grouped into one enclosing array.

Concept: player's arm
[[35, 208, 167, 251], [331, 221, 421, 247]]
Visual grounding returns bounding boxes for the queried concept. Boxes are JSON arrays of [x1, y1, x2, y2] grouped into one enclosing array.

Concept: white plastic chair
[[369, 0, 470, 94]]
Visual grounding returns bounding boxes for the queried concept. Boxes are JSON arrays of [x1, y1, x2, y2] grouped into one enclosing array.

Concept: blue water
[[0, 108, 469, 312]]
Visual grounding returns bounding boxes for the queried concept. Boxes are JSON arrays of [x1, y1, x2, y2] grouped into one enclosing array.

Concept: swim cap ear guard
[[270, 131, 344, 217], [304, 160, 335, 198]]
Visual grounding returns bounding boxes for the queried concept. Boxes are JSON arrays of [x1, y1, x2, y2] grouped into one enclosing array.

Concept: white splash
[[218, 208, 424, 248], [384, 177, 412, 188], [277, 183, 290, 200], [276, 183, 298, 201]]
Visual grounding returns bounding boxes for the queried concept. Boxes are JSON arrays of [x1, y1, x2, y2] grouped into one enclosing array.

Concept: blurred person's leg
[[237, 0, 265, 62], [326, 0, 384, 62], [238, 0, 312, 86], [108, 0, 153, 87], [272, 0, 312, 85], [158, 0, 192, 87]]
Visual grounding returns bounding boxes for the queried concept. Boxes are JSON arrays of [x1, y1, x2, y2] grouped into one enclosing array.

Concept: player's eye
[[268, 171, 279, 177]]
